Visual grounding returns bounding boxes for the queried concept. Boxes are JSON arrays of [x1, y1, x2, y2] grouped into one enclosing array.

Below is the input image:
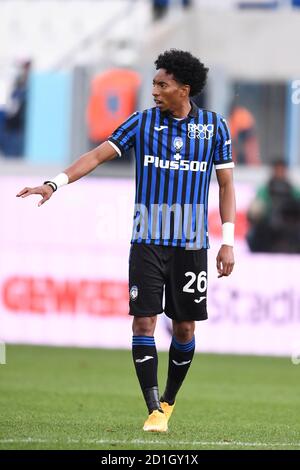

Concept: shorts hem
[[164, 310, 208, 322], [129, 310, 164, 317]]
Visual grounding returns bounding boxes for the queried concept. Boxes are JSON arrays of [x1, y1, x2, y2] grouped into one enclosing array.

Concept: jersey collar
[[160, 100, 199, 120]]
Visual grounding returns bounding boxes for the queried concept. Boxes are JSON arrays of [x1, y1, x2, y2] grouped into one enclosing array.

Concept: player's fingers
[[223, 261, 234, 276], [217, 268, 223, 276], [225, 262, 232, 276], [218, 258, 234, 277], [226, 260, 235, 275], [216, 256, 223, 276], [16, 187, 31, 197], [21, 188, 40, 198], [222, 261, 229, 276], [228, 261, 234, 275], [24, 187, 45, 198], [38, 195, 49, 207]]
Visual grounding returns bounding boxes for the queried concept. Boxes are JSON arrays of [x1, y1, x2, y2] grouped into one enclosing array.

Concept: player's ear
[[181, 84, 190, 98]]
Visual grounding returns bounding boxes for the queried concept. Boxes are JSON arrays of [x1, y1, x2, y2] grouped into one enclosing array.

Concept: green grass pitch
[[0, 345, 299, 450]]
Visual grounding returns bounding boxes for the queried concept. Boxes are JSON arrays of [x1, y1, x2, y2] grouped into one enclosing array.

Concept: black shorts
[[129, 243, 208, 322]]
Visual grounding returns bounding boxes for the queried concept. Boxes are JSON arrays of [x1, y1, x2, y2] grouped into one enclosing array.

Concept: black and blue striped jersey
[[108, 101, 234, 249]]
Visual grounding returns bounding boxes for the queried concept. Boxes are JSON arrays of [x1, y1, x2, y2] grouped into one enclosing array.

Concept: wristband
[[43, 181, 57, 192], [44, 173, 69, 192], [50, 172, 69, 188], [222, 222, 234, 247]]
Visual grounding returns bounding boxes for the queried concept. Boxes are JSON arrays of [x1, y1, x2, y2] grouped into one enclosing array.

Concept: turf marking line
[[1, 438, 300, 448]]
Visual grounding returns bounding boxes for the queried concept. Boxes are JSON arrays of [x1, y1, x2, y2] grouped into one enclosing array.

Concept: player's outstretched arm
[[216, 168, 236, 278], [16, 141, 117, 206]]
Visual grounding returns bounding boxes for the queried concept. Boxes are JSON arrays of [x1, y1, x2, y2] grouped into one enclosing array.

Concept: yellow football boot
[[143, 410, 168, 432], [160, 401, 175, 423]]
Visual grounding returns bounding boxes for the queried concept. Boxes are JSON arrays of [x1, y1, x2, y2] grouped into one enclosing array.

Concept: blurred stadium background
[[1, 0, 300, 450]]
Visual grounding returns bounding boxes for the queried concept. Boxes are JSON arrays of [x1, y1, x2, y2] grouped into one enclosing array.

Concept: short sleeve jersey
[[108, 102, 234, 249]]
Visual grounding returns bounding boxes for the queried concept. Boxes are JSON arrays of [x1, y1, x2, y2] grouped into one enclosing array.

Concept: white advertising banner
[[0, 176, 299, 356]]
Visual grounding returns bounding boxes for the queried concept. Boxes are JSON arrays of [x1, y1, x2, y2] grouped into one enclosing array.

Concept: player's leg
[[162, 248, 208, 421], [129, 244, 168, 431], [132, 315, 162, 414], [160, 320, 195, 417]]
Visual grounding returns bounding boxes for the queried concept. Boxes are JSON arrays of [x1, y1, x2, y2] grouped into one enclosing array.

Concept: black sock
[[161, 335, 195, 405], [132, 335, 162, 413]]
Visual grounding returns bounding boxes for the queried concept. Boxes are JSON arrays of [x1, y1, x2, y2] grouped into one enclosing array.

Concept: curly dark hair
[[154, 49, 209, 97]]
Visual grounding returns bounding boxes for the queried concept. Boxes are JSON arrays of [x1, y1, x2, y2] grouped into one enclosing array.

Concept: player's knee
[[173, 321, 195, 343], [132, 316, 156, 336]]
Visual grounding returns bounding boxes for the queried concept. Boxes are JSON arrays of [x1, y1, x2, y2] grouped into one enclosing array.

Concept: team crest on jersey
[[130, 285, 138, 301], [173, 136, 183, 160], [188, 124, 214, 140]]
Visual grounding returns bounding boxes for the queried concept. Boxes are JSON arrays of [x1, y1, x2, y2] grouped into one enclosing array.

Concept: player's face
[[152, 69, 188, 113]]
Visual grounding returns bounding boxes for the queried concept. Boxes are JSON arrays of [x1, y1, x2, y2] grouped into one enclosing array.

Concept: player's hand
[[216, 245, 235, 278], [16, 184, 54, 207]]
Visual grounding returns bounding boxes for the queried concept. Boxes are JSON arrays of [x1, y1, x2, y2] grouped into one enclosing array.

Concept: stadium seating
[[0, 1, 150, 70]]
